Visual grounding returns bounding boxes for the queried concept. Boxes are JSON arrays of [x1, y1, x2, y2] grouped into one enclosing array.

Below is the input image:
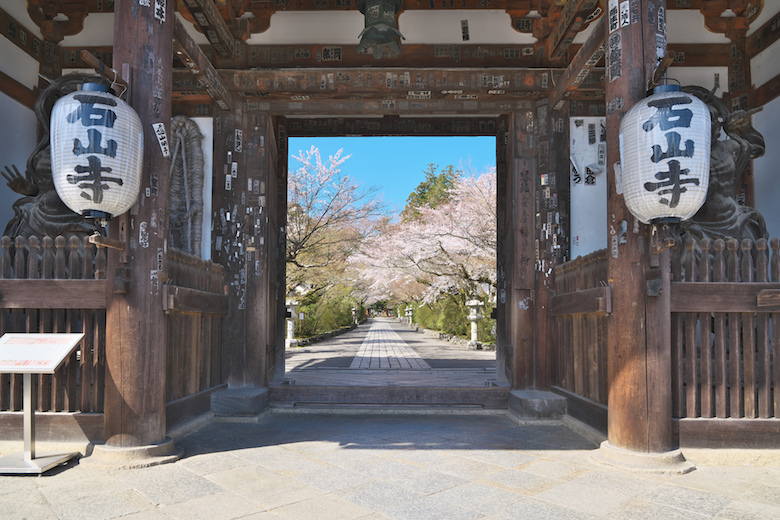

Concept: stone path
[[3, 411, 779, 520], [349, 320, 431, 370]]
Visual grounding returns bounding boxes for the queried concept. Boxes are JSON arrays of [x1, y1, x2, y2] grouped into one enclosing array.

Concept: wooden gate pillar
[[599, 0, 692, 472], [497, 109, 537, 387], [212, 106, 283, 390], [97, 1, 179, 461]]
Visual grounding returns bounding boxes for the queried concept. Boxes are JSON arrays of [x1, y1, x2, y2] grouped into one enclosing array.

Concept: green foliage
[[402, 164, 460, 219], [402, 298, 495, 344], [294, 285, 364, 338]]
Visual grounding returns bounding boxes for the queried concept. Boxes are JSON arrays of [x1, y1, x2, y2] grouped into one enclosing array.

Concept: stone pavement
[[349, 320, 430, 370], [3, 409, 779, 520]]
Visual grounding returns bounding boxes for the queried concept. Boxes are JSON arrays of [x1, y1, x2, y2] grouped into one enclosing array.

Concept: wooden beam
[[171, 68, 604, 102], [550, 15, 605, 110], [180, 0, 236, 59], [173, 16, 233, 111], [752, 72, 780, 107], [551, 286, 612, 316], [747, 10, 780, 59], [671, 282, 780, 312], [545, 0, 601, 63], [163, 284, 228, 315], [284, 116, 501, 136], [213, 43, 539, 69], [0, 70, 36, 109], [0, 7, 44, 63], [667, 43, 731, 67], [676, 418, 780, 449], [175, 95, 608, 117], [0, 280, 106, 309]]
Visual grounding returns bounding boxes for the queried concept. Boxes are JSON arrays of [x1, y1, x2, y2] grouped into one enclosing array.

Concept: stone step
[[269, 385, 510, 409]]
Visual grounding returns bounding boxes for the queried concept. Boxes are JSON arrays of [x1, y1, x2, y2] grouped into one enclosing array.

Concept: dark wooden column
[[727, 27, 754, 207], [534, 101, 568, 389], [212, 104, 280, 388], [603, 0, 677, 456], [104, 1, 173, 448], [498, 108, 537, 388]]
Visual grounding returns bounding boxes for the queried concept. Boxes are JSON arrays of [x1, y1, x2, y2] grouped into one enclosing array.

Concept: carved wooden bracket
[[701, 0, 763, 37], [27, 1, 88, 43]]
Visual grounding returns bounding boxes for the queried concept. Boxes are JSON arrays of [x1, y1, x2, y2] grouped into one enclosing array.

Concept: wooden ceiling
[[8, 1, 776, 116]]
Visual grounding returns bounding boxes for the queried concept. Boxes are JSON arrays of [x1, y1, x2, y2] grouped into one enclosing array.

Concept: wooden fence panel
[[0, 235, 106, 413], [553, 249, 608, 405], [165, 248, 227, 404], [671, 237, 777, 419]]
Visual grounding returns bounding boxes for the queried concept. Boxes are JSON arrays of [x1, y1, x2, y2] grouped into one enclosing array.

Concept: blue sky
[[288, 136, 497, 214]]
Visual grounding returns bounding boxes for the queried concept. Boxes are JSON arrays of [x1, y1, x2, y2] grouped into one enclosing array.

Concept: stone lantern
[[466, 299, 484, 349], [285, 299, 299, 348], [351, 305, 358, 326]]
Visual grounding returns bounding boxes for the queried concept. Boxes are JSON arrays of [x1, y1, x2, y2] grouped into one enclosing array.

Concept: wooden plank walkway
[[349, 320, 431, 370]]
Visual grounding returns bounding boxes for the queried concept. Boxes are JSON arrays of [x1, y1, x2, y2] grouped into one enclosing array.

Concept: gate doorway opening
[[278, 129, 504, 396]]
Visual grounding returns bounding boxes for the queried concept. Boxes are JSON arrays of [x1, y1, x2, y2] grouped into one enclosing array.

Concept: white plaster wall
[[669, 66, 729, 98], [398, 10, 535, 44], [667, 11, 729, 44], [192, 118, 214, 259], [752, 90, 780, 240], [570, 116, 607, 259], [751, 39, 780, 90], [0, 36, 40, 89], [249, 10, 537, 45], [748, 3, 780, 37], [247, 12, 364, 45], [4, 1, 43, 37], [60, 13, 114, 47], [0, 92, 37, 234]]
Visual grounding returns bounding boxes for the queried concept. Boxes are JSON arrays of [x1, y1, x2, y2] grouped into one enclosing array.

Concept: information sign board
[[0, 333, 84, 374]]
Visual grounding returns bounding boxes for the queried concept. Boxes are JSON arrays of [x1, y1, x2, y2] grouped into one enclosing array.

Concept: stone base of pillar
[[285, 339, 299, 348], [467, 340, 482, 350], [593, 440, 695, 475], [81, 437, 183, 469]]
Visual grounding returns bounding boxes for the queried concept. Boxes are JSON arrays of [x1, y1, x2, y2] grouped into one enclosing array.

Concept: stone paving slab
[[2, 411, 779, 519]]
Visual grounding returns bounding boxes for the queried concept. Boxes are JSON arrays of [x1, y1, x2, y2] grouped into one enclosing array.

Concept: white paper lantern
[[50, 82, 143, 220], [619, 84, 711, 224]]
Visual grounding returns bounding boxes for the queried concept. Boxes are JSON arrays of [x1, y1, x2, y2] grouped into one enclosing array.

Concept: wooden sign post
[[0, 333, 84, 474]]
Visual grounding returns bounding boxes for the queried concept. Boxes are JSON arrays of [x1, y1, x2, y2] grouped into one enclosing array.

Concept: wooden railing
[[671, 237, 779, 420], [552, 248, 609, 405], [0, 235, 107, 413], [164, 248, 227, 406]]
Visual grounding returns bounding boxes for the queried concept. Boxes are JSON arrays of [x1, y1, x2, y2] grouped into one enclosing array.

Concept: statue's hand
[[725, 107, 762, 132], [1, 165, 38, 196]]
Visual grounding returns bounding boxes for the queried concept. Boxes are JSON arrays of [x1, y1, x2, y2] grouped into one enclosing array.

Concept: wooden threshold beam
[[173, 15, 233, 111], [550, 14, 605, 110]]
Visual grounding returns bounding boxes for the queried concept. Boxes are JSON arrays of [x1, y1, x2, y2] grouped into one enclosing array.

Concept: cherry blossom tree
[[350, 166, 496, 304], [287, 146, 385, 293]]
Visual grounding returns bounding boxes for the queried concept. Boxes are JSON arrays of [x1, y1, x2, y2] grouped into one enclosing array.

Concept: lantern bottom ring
[[83, 210, 113, 221], [649, 217, 681, 225]]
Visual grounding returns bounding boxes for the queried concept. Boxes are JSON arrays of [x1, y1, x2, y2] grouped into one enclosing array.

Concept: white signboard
[[570, 116, 607, 259], [0, 333, 84, 374]]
